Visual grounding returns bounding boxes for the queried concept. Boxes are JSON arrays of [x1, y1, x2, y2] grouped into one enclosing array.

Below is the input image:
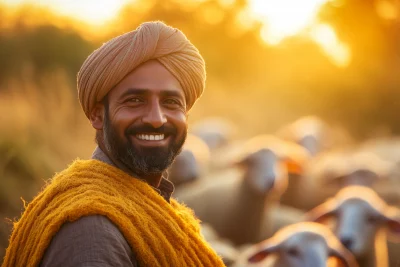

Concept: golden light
[[2, 0, 352, 67], [248, 0, 351, 67], [249, 0, 328, 44], [199, 5, 225, 25], [219, 0, 236, 8], [310, 24, 351, 67], [375, 0, 398, 20], [2, 0, 129, 26]]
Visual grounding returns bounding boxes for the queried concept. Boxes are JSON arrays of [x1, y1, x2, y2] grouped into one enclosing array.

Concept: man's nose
[[142, 102, 167, 128]]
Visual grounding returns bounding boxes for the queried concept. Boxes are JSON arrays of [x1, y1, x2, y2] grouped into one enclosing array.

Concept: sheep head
[[245, 222, 358, 267], [305, 186, 400, 258]]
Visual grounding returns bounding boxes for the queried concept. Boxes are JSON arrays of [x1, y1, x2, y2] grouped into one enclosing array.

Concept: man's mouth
[[135, 133, 165, 141]]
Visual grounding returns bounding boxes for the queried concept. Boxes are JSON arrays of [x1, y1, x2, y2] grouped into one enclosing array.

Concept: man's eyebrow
[[119, 88, 148, 99], [119, 88, 185, 100], [160, 89, 185, 100]]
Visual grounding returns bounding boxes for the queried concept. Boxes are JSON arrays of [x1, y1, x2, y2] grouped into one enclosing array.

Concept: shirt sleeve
[[40, 215, 138, 267]]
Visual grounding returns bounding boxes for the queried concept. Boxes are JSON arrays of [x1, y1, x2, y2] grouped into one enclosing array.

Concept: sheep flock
[[168, 115, 400, 267]]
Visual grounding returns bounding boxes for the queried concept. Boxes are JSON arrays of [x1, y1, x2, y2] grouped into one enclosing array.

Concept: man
[[2, 21, 225, 267]]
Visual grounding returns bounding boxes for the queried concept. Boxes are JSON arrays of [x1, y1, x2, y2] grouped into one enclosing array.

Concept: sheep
[[359, 138, 400, 206], [304, 150, 397, 209], [276, 115, 353, 157], [305, 186, 400, 267], [190, 116, 237, 151], [275, 141, 312, 210], [173, 135, 292, 246], [233, 222, 358, 267], [308, 151, 391, 188], [200, 223, 240, 266], [167, 134, 210, 187], [207, 135, 313, 210], [276, 115, 330, 157], [273, 116, 341, 211], [359, 137, 400, 183]]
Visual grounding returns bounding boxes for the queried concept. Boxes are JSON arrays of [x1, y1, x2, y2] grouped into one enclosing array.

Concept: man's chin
[[119, 135, 185, 175], [125, 156, 172, 176], [134, 146, 171, 156], [121, 146, 175, 173]]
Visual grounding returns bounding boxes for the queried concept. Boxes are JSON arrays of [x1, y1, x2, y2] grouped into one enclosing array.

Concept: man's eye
[[165, 99, 180, 105], [126, 98, 142, 103]]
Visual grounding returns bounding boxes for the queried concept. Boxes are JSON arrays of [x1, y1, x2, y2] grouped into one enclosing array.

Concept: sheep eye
[[287, 247, 300, 257], [366, 214, 379, 224]]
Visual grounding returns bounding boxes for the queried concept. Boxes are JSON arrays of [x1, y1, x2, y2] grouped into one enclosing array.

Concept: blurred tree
[[317, 0, 400, 137], [0, 24, 94, 86]]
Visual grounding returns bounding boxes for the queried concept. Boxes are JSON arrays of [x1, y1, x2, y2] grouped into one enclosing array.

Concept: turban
[[77, 21, 206, 119]]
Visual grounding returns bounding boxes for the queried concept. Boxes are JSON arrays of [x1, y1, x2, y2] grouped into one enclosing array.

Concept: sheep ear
[[385, 208, 400, 239], [329, 246, 358, 267], [304, 199, 337, 223], [247, 242, 279, 263], [283, 157, 303, 175], [324, 175, 347, 187], [230, 153, 249, 168], [387, 218, 400, 234]]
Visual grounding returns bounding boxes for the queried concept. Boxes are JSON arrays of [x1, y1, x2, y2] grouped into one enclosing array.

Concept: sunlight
[[310, 24, 351, 67], [248, 0, 351, 67], [2, 0, 130, 26], [249, 0, 328, 44], [375, 0, 398, 20], [2, 0, 352, 67]]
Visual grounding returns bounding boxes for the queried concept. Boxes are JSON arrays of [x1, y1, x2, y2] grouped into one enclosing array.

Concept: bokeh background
[[0, 0, 399, 262]]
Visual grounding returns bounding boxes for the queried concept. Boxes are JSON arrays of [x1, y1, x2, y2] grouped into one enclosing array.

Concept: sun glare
[[2, 0, 352, 67], [249, 0, 328, 44], [248, 0, 351, 67], [310, 24, 351, 67]]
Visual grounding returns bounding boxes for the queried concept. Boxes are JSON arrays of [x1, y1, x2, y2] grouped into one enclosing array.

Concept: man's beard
[[102, 110, 187, 177]]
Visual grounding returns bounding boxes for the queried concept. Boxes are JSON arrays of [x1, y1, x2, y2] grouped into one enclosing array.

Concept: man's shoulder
[[56, 215, 125, 238], [40, 215, 136, 267]]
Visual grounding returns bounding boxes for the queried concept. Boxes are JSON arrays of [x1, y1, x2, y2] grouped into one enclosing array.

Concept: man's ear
[[89, 103, 105, 130]]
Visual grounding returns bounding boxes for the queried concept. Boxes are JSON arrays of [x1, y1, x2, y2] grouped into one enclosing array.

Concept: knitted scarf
[[2, 159, 225, 267]]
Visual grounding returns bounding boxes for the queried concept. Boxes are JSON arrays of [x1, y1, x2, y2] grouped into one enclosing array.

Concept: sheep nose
[[340, 236, 354, 251]]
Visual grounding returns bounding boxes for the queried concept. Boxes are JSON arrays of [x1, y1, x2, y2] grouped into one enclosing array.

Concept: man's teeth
[[136, 134, 165, 141]]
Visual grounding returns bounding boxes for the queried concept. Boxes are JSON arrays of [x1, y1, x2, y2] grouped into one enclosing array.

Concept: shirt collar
[[91, 146, 175, 203]]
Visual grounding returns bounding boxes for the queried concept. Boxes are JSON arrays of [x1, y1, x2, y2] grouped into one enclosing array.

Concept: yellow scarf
[[2, 159, 225, 267]]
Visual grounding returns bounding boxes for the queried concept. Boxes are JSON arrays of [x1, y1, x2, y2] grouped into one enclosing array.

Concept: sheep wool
[[2, 159, 225, 267]]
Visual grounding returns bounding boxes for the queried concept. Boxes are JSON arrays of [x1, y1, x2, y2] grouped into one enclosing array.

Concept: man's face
[[101, 59, 188, 177]]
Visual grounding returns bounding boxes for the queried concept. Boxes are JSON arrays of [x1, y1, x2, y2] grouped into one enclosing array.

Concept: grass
[[0, 69, 94, 260]]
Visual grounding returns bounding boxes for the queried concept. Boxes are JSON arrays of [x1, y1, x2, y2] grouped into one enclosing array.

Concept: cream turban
[[77, 21, 206, 119]]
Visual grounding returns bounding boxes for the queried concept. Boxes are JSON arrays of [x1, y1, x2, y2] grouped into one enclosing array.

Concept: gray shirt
[[40, 215, 137, 267], [40, 147, 175, 267]]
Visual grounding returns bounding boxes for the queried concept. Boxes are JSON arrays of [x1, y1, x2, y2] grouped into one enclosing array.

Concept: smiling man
[[95, 59, 189, 189], [3, 21, 225, 267]]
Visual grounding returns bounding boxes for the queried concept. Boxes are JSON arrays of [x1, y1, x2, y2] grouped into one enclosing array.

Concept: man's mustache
[[126, 124, 177, 135]]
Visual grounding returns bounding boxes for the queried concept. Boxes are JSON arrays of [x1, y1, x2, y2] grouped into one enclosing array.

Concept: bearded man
[[3, 21, 225, 267]]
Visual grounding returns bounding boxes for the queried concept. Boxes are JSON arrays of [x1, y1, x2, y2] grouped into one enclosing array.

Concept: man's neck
[[97, 144, 163, 188]]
